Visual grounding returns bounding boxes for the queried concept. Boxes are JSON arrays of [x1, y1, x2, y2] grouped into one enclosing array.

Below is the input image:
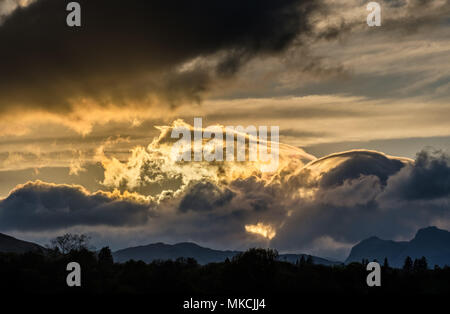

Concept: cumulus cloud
[[96, 119, 315, 196], [1, 122, 450, 260], [0, 180, 152, 231], [381, 149, 450, 200], [272, 149, 450, 259], [178, 182, 235, 213]]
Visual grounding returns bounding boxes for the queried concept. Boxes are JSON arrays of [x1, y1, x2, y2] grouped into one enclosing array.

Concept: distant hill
[[0, 233, 44, 254], [345, 226, 450, 267], [113, 242, 342, 266], [113, 242, 239, 265]]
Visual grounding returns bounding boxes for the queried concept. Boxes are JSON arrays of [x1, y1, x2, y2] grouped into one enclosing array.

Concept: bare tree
[[50, 233, 92, 254]]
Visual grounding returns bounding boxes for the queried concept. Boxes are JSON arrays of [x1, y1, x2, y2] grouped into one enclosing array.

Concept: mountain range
[[0, 232, 340, 266], [346, 226, 450, 267], [2, 226, 450, 268], [112, 242, 239, 265], [112, 242, 341, 266]]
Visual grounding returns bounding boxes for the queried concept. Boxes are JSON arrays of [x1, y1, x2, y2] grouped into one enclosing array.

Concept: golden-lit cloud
[[96, 119, 315, 198], [245, 223, 276, 240], [68, 149, 87, 176], [0, 0, 35, 21]]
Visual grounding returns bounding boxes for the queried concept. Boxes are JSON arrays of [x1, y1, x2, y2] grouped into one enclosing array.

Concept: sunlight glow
[[245, 223, 276, 240]]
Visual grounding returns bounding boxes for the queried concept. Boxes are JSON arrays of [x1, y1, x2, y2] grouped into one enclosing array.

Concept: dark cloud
[[0, 0, 318, 113], [317, 150, 406, 187], [0, 180, 151, 231], [382, 149, 450, 200], [169, 175, 289, 248], [178, 181, 235, 213], [274, 149, 450, 258]]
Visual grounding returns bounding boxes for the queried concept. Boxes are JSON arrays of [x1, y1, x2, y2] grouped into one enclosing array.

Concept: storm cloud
[[1, 124, 450, 259], [0, 180, 151, 231], [272, 149, 450, 258], [0, 0, 318, 113], [382, 149, 450, 200]]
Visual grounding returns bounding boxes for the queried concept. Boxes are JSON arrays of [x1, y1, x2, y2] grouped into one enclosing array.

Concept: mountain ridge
[[0, 232, 45, 254], [0, 232, 340, 265], [112, 241, 342, 266], [345, 226, 450, 267], [4, 226, 449, 268]]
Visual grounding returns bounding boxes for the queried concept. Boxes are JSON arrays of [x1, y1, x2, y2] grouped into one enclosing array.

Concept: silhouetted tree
[[383, 257, 389, 269], [98, 246, 114, 267], [420, 256, 428, 270], [403, 256, 413, 272], [299, 255, 306, 267], [413, 258, 419, 271], [50, 233, 92, 254], [233, 248, 279, 264], [306, 255, 313, 265], [1, 245, 450, 294], [413, 256, 428, 272], [186, 257, 198, 266]]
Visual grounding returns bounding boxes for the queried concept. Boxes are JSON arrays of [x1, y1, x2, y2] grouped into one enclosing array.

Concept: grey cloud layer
[[316, 0, 450, 39]]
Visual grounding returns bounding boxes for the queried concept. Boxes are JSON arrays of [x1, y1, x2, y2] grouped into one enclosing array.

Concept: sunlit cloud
[[96, 119, 315, 198], [245, 223, 276, 240], [0, 0, 35, 21]]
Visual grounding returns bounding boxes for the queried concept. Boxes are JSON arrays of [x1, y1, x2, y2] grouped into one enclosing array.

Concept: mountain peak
[[413, 226, 449, 242], [346, 226, 450, 267], [416, 226, 440, 234], [174, 242, 202, 248], [112, 241, 341, 266], [362, 236, 382, 243], [418, 225, 439, 231]]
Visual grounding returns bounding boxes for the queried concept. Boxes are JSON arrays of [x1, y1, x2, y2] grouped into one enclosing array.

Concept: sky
[[0, 0, 449, 260]]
